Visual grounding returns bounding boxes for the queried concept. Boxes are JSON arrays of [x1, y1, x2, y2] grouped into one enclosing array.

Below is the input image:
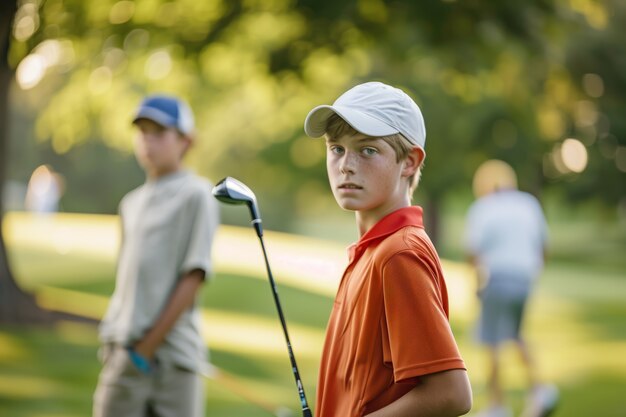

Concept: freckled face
[[326, 133, 409, 222]]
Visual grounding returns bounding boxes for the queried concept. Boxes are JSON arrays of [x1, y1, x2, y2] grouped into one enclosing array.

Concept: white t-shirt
[[465, 189, 547, 281], [99, 170, 219, 371]]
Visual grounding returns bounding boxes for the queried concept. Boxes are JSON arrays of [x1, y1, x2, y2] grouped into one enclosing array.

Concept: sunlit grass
[[0, 332, 29, 361], [35, 284, 325, 361], [0, 374, 67, 399], [2, 212, 625, 416]]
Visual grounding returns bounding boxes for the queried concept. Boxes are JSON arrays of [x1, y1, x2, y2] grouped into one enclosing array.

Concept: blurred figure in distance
[[93, 95, 219, 417], [25, 164, 64, 213], [465, 160, 558, 417]]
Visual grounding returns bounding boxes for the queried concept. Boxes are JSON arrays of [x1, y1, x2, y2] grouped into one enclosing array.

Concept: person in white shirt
[[465, 160, 557, 417]]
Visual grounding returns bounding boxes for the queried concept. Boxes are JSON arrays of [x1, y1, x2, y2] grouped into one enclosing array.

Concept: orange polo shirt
[[315, 206, 466, 417]]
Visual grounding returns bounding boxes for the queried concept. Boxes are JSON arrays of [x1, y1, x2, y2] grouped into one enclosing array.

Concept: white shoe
[[520, 384, 559, 417], [472, 405, 513, 417]]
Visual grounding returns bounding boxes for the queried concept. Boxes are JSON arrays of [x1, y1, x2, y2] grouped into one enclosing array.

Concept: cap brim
[[132, 107, 177, 129], [304, 105, 399, 138]]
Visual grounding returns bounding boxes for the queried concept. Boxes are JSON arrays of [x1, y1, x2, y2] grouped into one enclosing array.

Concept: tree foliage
[[7, 0, 626, 227]]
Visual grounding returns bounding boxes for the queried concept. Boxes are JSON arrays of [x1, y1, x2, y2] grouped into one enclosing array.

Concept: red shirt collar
[[348, 206, 424, 262]]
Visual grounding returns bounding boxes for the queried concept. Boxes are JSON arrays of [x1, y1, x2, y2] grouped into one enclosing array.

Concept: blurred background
[[0, 0, 624, 416]]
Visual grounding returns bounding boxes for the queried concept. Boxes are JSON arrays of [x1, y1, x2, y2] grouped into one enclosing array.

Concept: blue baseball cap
[[132, 95, 195, 136]]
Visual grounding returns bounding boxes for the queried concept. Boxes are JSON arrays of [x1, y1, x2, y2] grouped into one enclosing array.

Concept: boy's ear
[[180, 134, 194, 155], [402, 147, 425, 177]]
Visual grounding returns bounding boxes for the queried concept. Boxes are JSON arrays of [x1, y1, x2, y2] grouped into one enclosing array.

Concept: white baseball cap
[[304, 81, 426, 148]]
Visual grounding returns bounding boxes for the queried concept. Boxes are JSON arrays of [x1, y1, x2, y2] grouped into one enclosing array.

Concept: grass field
[[1, 212, 625, 416]]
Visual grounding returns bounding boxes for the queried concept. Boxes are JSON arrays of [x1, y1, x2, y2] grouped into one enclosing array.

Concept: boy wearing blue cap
[[93, 95, 219, 417], [304, 82, 472, 417]]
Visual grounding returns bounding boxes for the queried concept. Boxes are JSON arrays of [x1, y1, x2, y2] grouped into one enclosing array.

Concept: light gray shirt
[[465, 189, 547, 281], [99, 170, 219, 371]]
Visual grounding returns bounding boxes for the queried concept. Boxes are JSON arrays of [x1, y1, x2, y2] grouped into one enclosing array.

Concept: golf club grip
[[258, 235, 313, 415]]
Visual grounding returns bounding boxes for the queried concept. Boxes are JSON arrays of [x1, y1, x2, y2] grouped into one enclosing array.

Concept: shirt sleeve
[[180, 185, 220, 279], [381, 250, 465, 382]]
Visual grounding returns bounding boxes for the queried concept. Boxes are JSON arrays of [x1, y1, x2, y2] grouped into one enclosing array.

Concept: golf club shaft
[[258, 235, 313, 417]]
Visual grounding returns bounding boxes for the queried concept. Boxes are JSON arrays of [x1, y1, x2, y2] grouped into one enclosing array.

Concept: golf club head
[[214, 177, 311, 415], [212, 177, 263, 236]]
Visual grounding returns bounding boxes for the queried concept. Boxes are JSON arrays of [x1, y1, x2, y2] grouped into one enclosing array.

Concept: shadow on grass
[[554, 372, 626, 416], [542, 261, 626, 341], [0, 320, 306, 417], [203, 272, 334, 329], [0, 321, 100, 417], [52, 271, 334, 331], [211, 348, 285, 381]]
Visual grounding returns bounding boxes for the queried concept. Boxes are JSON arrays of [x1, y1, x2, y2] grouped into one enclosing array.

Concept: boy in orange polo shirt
[[304, 82, 472, 417]]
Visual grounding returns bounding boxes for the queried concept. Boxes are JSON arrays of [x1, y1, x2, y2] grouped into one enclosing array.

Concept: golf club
[[212, 177, 313, 417]]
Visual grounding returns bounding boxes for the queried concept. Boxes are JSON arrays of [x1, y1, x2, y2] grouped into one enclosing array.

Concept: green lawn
[[1, 212, 625, 416]]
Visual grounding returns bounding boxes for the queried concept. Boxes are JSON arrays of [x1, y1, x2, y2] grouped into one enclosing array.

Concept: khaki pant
[[93, 345, 204, 417]]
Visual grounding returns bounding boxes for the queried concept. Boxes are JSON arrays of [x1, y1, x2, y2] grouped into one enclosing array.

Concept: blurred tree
[[1, 0, 52, 323], [332, 0, 625, 236], [14, 0, 621, 221], [561, 1, 626, 206], [2, 0, 624, 322]]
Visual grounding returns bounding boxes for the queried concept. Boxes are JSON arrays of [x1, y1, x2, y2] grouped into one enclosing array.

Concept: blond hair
[[325, 113, 423, 195]]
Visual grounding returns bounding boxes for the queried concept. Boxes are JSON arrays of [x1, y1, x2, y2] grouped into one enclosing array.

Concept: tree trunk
[[424, 196, 441, 248], [0, 229, 52, 324], [0, 0, 87, 325]]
